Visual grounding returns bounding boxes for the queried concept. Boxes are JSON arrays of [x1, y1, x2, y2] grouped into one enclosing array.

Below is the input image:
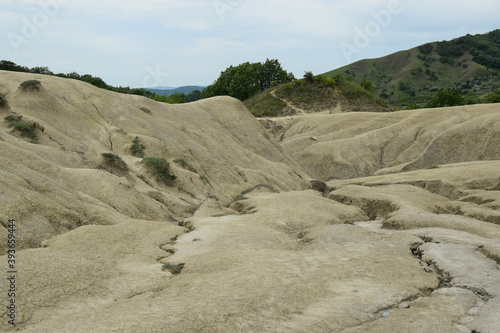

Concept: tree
[[360, 79, 374, 93], [202, 59, 295, 101], [303, 71, 315, 83], [166, 92, 186, 104], [425, 88, 464, 108], [186, 90, 202, 102]]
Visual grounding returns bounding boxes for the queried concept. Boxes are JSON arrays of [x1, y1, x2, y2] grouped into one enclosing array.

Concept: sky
[[1, 0, 500, 88]]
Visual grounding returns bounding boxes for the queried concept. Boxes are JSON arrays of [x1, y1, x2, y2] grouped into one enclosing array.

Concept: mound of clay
[[263, 103, 500, 179]]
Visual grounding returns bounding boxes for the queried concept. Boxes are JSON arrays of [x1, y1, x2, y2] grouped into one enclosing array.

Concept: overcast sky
[[1, 0, 499, 88]]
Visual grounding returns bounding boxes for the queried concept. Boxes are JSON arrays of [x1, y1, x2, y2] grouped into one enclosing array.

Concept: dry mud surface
[[1, 71, 499, 332]]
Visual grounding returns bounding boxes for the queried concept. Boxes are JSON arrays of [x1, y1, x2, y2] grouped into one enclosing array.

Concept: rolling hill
[[324, 29, 500, 108]]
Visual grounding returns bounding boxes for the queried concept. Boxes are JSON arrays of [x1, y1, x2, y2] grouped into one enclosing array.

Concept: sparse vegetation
[[174, 158, 197, 173], [244, 91, 287, 117], [161, 262, 185, 275], [325, 29, 500, 108], [4, 115, 18, 122], [130, 136, 145, 157], [20, 80, 42, 91], [4, 115, 38, 143], [142, 157, 177, 186], [0, 94, 7, 108], [199, 174, 210, 184], [99, 153, 129, 176], [139, 107, 152, 115]]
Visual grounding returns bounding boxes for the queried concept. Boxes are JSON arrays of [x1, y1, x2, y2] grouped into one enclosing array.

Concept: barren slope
[[262, 103, 500, 179]]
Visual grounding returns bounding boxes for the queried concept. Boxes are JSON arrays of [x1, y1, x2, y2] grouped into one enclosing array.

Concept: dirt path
[[270, 89, 307, 115]]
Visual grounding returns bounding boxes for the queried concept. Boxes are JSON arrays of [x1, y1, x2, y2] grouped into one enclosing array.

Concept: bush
[[130, 136, 145, 157], [314, 75, 336, 87], [4, 115, 18, 122], [142, 157, 176, 186], [0, 94, 7, 108], [11, 122, 38, 143], [244, 92, 287, 117], [425, 88, 465, 108], [488, 93, 500, 103], [303, 71, 315, 83], [20, 80, 42, 91], [100, 153, 128, 176]]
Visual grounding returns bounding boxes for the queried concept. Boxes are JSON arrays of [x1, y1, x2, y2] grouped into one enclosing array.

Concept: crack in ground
[[91, 102, 113, 150]]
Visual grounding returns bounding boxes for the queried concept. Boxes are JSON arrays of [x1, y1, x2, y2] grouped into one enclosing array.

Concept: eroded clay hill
[[1, 71, 499, 332]]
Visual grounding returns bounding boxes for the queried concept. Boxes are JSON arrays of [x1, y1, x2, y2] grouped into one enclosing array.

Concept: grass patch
[[4, 116, 38, 143], [11, 122, 38, 142], [142, 157, 177, 186], [199, 174, 210, 184], [174, 158, 197, 173], [130, 136, 145, 157], [244, 91, 287, 117], [20, 80, 42, 91], [161, 262, 185, 275]]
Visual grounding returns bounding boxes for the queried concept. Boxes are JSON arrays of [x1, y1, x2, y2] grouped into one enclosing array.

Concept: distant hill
[[324, 29, 500, 108], [145, 86, 206, 96]]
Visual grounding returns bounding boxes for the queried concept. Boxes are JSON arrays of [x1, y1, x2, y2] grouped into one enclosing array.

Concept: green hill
[[324, 29, 500, 108], [244, 74, 393, 117]]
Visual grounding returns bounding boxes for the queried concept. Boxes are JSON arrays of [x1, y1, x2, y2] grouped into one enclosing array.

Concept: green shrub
[[101, 152, 119, 159], [489, 93, 500, 103], [315, 75, 336, 87], [4, 115, 17, 122], [12, 122, 38, 142], [161, 262, 184, 274], [0, 94, 7, 108], [303, 71, 315, 83], [142, 157, 176, 186], [5, 117, 38, 143], [139, 107, 152, 115], [130, 136, 145, 157], [100, 153, 128, 176], [20, 80, 42, 91]]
